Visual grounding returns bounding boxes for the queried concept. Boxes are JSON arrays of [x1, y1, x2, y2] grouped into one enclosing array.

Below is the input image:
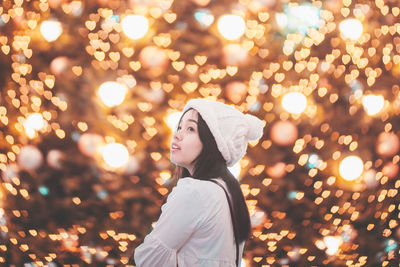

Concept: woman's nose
[[173, 130, 182, 140]]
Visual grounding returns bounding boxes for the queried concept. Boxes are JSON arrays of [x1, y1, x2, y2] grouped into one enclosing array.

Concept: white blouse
[[134, 177, 245, 267]]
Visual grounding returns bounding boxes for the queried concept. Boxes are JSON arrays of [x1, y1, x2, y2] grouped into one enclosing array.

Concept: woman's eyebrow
[[187, 119, 198, 124]]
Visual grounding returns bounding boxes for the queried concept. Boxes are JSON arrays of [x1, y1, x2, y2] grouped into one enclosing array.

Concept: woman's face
[[170, 109, 203, 175]]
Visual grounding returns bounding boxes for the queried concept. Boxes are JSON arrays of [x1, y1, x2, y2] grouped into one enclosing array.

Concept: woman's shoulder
[[176, 177, 226, 198], [177, 177, 223, 187]]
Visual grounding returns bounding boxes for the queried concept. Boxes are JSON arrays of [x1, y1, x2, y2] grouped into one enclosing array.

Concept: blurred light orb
[[140, 87, 165, 104], [48, 0, 62, 8], [281, 92, 307, 114], [165, 112, 182, 131], [349, 79, 363, 93], [339, 156, 364, 181], [139, 45, 168, 70], [376, 132, 400, 157], [194, 9, 214, 29], [266, 162, 286, 179], [250, 209, 267, 227], [276, 3, 320, 34], [362, 169, 378, 188], [17, 145, 43, 172], [392, 63, 400, 78], [121, 15, 149, 40], [339, 19, 363, 40], [382, 162, 399, 179], [226, 81, 247, 104], [248, 0, 276, 13], [191, 0, 211, 6], [323, 236, 343, 255], [38, 185, 49, 195], [50, 56, 70, 76], [123, 156, 140, 175], [23, 113, 46, 138], [78, 133, 104, 158], [101, 143, 129, 168], [70, 1, 83, 17], [362, 94, 384, 116], [40, 20, 63, 42], [341, 225, 357, 243], [384, 238, 398, 253], [270, 120, 298, 146], [222, 44, 248, 65], [98, 81, 128, 107], [217, 15, 246, 40], [2, 163, 20, 182], [307, 154, 323, 169], [46, 149, 65, 170]]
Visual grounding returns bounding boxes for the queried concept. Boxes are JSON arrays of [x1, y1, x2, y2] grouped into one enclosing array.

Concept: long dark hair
[[172, 108, 251, 243]]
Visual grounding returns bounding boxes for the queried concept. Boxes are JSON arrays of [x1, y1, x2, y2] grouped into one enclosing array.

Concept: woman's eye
[[177, 126, 181, 130], [188, 127, 195, 131]]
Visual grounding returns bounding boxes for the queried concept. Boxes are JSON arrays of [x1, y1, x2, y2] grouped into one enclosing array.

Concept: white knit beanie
[[183, 99, 265, 167]]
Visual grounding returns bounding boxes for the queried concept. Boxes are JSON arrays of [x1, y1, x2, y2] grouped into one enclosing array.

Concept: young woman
[[134, 98, 264, 266]]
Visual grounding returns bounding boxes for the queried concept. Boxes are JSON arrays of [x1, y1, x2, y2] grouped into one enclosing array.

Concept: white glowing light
[[323, 236, 343, 255], [98, 82, 128, 107], [339, 156, 364, 181], [228, 162, 241, 179], [121, 15, 149, 40], [339, 19, 363, 40], [362, 94, 384, 116], [281, 92, 307, 114], [276, 13, 288, 29], [40, 20, 63, 42], [101, 143, 129, 168], [23, 113, 46, 138], [276, 3, 321, 34], [217, 15, 246, 40], [165, 112, 182, 131]]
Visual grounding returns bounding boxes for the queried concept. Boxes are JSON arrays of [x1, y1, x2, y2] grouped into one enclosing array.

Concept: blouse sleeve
[[134, 179, 205, 267]]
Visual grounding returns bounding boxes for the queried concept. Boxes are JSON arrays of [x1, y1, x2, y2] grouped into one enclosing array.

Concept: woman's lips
[[171, 143, 181, 152]]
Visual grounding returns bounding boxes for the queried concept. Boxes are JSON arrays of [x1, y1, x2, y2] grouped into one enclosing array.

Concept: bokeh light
[[339, 19, 363, 40], [281, 92, 307, 114], [165, 112, 182, 132], [276, 3, 320, 34], [217, 15, 246, 40], [339, 156, 364, 181], [323, 236, 343, 256], [101, 143, 129, 168], [23, 113, 45, 138], [121, 15, 149, 40], [97, 82, 128, 107], [194, 9, 214, 29], [362, 94, 384, 116], [40, 20, 63, 42]]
